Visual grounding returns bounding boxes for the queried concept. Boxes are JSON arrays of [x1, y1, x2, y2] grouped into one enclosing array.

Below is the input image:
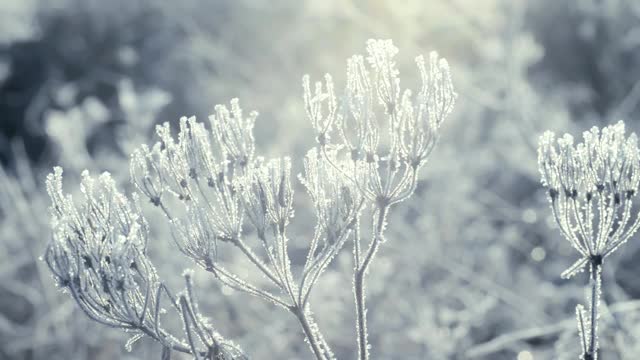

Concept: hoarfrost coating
[[538, 122, 640, 279], [6, 1, 640, 358], [539, 122, 640, 360], [44, 39, 456, 359]]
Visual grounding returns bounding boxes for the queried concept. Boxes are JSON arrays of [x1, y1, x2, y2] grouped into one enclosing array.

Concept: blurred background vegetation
[[2, 0, 640, 359]]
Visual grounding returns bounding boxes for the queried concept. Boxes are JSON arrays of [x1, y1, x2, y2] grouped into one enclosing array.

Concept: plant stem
[[232, 237, 283, 287], [585, 261, 602, 360], [354, 269, 369, 360], [293, 306, 327, 360], [354, 205, 388, 360]]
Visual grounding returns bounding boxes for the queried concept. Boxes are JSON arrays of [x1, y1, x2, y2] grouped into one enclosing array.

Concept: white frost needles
[[538, 121, 640, 360], [303, 39, 456, 360], [45, 39, 456, 360], [538, 121, 640, 278]]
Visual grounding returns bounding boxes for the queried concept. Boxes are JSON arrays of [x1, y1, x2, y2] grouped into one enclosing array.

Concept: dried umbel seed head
[[538, 121, 640, 278], [303, 39, 455, 206], [132, 115, 245, 264], [236, 157, 294, 234], [365, 39, 401, 114], [46, 169, 247, 359], [299, 148, 362, 235], [178, 116, 220, 183], [45, 168, 159, 329], [303, 73, 337, 146], [209, 98, 257, 168], [130, 144, 164, 206], [399, 52, 456, 168]]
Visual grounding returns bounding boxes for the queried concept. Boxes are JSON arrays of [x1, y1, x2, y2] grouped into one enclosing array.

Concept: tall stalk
[[585, 260, 602, 360], [354, 205, 389, 360]]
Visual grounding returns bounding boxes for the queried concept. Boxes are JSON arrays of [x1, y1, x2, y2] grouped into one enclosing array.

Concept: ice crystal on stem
[[538, 121, 640, 359]]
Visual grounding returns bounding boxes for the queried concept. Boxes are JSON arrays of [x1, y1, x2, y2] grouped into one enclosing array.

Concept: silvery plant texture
[[43, 39, 457, 359], [538, 122, 640, 360]]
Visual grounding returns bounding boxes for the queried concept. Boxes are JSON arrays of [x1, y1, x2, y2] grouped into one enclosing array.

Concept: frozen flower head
[[209, 98, 257, 168], [399, 51, 456, 168], [365, 39, 401, 114], [131, 115, 246, 266], [237, 157, 294, 235], [303, 39, 456, 206], [299, 148, 362, 238], [538, 121, 640, 278], [45, 168, 159, 329], [46, 168, 248, 358]]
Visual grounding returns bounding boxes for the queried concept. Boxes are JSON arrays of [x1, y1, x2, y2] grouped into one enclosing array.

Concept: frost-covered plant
[[45, 168, 246, 359], [304, 39, 456, 359], [44, 39, 456, 359], [538, 121, 640, 360]]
